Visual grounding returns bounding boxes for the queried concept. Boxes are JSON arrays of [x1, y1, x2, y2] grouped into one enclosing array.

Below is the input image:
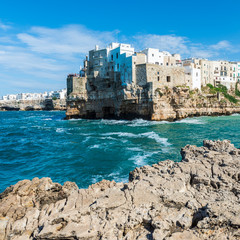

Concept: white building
[[88, 43, 146, 86], [183, 63, 201, 90], [141, 48, 167, 65], [141, 48, 181, 66], [237, 62, 240, 82]]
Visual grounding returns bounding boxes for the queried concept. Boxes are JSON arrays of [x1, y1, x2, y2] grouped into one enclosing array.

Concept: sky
[[0, 0, 240, 97]]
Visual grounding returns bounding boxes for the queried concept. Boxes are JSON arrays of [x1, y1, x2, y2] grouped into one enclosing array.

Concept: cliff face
[[151, 87, 240, 121], [1, 140, 240, 240], [66, 86, 240, 121], [0, 99, 66, 111]]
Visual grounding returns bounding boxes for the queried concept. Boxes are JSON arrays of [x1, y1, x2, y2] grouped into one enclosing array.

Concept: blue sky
[[0, 0, 240, 96]]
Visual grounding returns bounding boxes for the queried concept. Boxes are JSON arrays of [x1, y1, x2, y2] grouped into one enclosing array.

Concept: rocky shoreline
[[0, 99, 66, 111], [0, 140, 240, 240]]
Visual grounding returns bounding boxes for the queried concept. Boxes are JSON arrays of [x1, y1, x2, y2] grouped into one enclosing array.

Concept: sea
[[1, 111, 240, 193]]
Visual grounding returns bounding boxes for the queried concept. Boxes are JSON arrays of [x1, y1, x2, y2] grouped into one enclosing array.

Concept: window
[[116, 53, 118, 59], [111, 55, 113, 61], [157, 76, 160, 81], [117, 63, 119, 70], [166, 63, 169, 66], [152, 54, 154, 57], [166, 76, 171, 82], [196, 72, 198, 77]]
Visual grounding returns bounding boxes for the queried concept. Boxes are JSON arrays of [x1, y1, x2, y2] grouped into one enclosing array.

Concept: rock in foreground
[[0, 140, 240, 240]]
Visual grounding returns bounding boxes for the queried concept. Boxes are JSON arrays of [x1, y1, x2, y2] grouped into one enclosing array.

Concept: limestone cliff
[[66, 85, 240, 121], [0, 140, 240, 239], [0, 99, 66, 111]]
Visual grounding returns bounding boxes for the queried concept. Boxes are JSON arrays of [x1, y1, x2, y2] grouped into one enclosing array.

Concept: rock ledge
[[0, 140, 240, 239]]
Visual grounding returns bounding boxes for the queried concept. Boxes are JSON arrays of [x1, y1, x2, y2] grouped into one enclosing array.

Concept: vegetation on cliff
[[206, 84, 238, 104]]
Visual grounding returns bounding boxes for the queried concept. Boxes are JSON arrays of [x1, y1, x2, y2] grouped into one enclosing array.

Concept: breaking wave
[[176, 118, 205, 124]]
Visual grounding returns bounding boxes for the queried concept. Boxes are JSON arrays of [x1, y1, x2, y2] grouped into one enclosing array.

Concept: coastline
[[0, 140, 239, 239], [0, 99, 66, 111]]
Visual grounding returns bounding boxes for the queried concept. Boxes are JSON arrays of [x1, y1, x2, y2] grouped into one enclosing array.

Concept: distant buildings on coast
[[1, 89, 67, 101]]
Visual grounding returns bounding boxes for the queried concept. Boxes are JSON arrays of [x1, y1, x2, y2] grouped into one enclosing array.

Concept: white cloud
[[133, 34, 189, 55], [0, 20, 11, 30], [17, 25, 118, 56], [133, 34, 239, 59], [0, 45, 67, 72], [210, 40, 232, 50]]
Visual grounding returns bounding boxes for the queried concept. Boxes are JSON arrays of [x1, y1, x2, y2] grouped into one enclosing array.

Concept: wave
[[100, 119, 128, 125], [82, 136, 91, 143], [89, 144, 101, 149], [129, 119, 169, 127], [101, 131, 171, 146], [56, 128, 65, 133], [42, 118, 52, 121], [129, 151, 159, 166], [99, 118, 171, 127], [139, 132, 171, 146], [91, 171, 128, 185], [126, 147, 143, 152], [175, 118, 205, 124], [101, 132, 137, 138]]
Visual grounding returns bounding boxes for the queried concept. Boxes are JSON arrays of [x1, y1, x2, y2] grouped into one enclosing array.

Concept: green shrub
[[207, 83, 238, 103], [235, 83, 240, 97], [223, 93, 238, 104]]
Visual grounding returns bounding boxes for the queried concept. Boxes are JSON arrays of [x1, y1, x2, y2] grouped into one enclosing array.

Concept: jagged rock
[[0, 140, 240, 239]]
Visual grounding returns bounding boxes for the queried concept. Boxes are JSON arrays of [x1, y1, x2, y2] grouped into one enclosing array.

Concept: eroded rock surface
[[0, 140, 240, 239]]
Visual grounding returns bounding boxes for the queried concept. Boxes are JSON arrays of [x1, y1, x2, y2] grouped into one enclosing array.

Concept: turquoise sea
[[1, 111, 240, 193]]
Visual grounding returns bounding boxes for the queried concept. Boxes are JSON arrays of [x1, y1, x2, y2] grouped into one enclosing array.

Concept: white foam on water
[[129, 119, 169, 127], [98, 136, 117, 141], [175, 118, 205, 124], [101, 131, 171, 146], [43, 118, 52, 121], [100, 119, 128, 125], [107, 171, 128, 183], [91, 172, 128, 184], [82, 136, 91, 143], [139, 132, 171, 146], [56, 128, 65, 133], [102, 132, 137, 138], [68, 118, 84, 121], [89, 144, 101, 149], [231, 113, 240, 116], [126, 147, 143, 152], [129, 151, 159, 166]]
